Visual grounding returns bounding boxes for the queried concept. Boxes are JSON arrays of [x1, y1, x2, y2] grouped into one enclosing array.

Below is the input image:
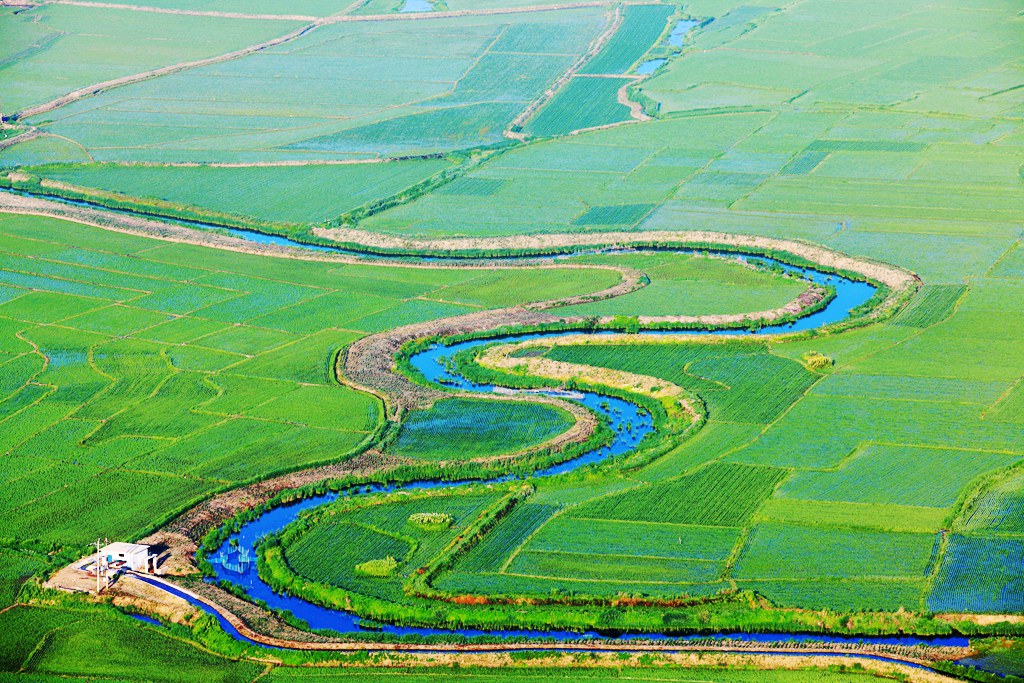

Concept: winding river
[[2, 188, 975, 666], [185, 245, 971, 662]]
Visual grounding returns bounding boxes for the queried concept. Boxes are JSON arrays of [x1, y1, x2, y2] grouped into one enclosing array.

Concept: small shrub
[[354, 556, 399, 578], [408, 512, 453, 531], [803, 351, 834, 370]]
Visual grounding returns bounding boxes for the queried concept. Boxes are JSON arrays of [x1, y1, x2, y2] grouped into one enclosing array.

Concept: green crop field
[[523, 77, 634, 137], [18, 160, 453, 224], [0, 212, 619, 548], [0, 0, 1021, 678], [555, 253, 808, 318], [22, 8, 607, 163], [388, 397, 575, 461], [578, 4, 676, 76]]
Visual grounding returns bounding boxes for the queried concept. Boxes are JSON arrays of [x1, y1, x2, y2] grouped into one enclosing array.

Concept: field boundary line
[[497, 504, 568, 573], [507, 2, 624, 138]]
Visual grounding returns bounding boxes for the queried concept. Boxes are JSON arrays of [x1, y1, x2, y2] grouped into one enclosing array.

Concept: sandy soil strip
[[617, 75, 651, 121], [0, 191, 627, 274], [481, 337, 701, 420], [314, 224, 918, 290], [0, 129, 41, 150]]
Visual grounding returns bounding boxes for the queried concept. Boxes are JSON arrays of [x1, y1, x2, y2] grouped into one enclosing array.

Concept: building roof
[[101, 542, 149, 555]]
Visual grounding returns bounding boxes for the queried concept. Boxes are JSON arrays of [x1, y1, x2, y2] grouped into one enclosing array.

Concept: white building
[[100, 542, 154, 573]]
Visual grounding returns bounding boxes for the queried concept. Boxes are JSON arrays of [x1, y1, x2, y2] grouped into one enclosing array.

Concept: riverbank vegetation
[[0, 0, 1021, 677]]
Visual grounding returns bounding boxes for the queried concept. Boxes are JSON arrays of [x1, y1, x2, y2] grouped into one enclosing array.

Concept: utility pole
[[94, 538, 102, 594], [94, 537, 108, 594]]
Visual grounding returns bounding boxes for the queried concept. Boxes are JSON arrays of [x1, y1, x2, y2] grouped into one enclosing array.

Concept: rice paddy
[[0, 0, 1020, 677]]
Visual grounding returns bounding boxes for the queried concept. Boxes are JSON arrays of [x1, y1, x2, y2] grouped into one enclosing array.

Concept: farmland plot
[[544, 340, 816, 425], [0, 5, 297, 114], [579, 5, 676, 76], [0, 0, 1022, 649], [0, 212, 618, 547], [554, 252, 808, 317], [285, 490, 502, 601], [928, 534, 1024, 613], [27, 9, 608, 162], [388, 398, 575, 461], [23, 159, 453, 224]]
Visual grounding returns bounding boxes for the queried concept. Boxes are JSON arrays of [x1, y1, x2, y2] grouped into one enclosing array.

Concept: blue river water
[[636, 58, 667, 75], [401, 0, 433, 12], [669, 19, 699, 47], [194, 246, 972, 660]]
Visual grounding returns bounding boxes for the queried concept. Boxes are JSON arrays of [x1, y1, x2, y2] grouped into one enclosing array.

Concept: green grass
[[573, 463, 788, 527], [24, 9, 606, 162], [545, 340, 816, 424], [890, 285, 966, 327], [573, 203, 655, 226], [0, 0, 1023, 651], [497, 516, 739, 588], [285, 490, 501, 601], [776, 444, 1017, 508], [553, 253, 808, 318], [0, 5, 297, 114], [0, 212, 617, 549], [928, 534, 1024, 613], [738, 579, 927, 613], [389, 398, 575, 461], [579, 4, 676, 75], [0, 551, 45, 608], [756, 499, 949, 534], [287, 522, 412, 584], [0, 605, 905, 681], [26, 159, 453, 223], [525, 77, 634, 138], [733, 523, 936, 580], [449, 502, 558, 574], [0, 605, 262, 682]]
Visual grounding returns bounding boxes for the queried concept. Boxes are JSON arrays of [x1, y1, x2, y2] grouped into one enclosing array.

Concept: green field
[[389, 397, 575, 461], [23, 8, 607, 163], [0, 598, 910, 681], [579, 4, 676, 75], [0, 212, 618, 548], [556, 252, 808, 317], [0, 5, 297, 115], [0, 0, 1021, 676], [18, 160, 453, 223], [524, 77, 634, 137]]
